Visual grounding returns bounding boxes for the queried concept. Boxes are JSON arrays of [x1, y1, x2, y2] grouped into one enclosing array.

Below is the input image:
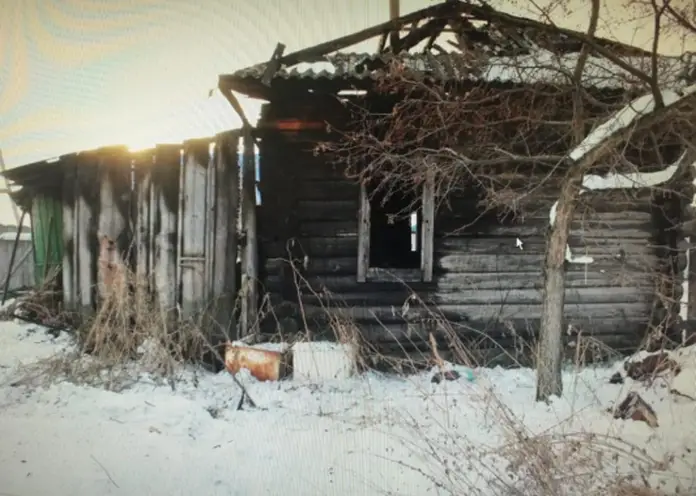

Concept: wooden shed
[[2, 135, 246, 349]]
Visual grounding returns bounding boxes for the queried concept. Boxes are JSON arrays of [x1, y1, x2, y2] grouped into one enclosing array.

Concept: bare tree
[[537, 0, 696, 401], [316, 0, 696, 400]]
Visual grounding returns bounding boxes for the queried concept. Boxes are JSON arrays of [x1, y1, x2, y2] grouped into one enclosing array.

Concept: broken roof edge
[[218, 0, 694, 100], [219, 50, 690, 102]]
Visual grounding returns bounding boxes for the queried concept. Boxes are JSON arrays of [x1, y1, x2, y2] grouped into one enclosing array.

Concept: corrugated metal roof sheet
[[228, 50, 690, 91]]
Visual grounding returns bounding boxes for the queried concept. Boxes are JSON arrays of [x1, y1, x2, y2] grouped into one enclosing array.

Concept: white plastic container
[[292, 341, 356, 381]]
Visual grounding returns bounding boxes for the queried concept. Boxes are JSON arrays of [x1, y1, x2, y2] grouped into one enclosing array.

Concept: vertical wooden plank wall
[[240, 128, 258, 337], [51, 131, 243, 336]]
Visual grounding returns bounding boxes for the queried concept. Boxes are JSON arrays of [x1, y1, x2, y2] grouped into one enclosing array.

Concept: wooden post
[[389, 0, 399, 19], [240, 128, 258, 337], [421, 169, 435, 282], [357, 182, 371, 283]]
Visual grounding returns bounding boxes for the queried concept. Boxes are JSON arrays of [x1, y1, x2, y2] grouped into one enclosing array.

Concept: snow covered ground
[[1, 318, 695, 496]]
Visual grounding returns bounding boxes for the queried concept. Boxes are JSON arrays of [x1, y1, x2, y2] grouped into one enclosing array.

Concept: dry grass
[[3, 253, 690, 495], [11, 267, 216, 392], [268, 261, 691, 496]]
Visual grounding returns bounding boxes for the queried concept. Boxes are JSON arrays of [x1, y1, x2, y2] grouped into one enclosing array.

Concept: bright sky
[[0, 0, 693, 225]]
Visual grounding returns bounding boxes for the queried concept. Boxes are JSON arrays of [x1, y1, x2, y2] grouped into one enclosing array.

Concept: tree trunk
[[536, 180, 579, 402]]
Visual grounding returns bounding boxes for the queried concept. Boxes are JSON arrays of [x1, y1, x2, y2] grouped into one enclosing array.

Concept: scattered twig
[[90, 454, 119, 488]]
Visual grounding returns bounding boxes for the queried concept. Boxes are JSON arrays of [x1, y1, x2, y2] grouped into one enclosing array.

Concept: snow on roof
[[230, 50, 689, 91]]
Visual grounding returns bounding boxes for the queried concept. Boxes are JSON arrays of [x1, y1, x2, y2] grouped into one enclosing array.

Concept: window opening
[[368, 183, 421, 269]]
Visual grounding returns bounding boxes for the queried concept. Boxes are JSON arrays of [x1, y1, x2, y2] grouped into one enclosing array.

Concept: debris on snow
[[625, 352, 681, 382], [224, 342, 291, 382], [613, 391, 659, 428]]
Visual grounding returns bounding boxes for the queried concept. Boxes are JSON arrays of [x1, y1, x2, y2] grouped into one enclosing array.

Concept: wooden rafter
[[267, 1, 463, 68]]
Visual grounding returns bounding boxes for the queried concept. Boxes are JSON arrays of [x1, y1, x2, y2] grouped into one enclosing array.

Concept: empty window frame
[[357, 174, 434, 282]]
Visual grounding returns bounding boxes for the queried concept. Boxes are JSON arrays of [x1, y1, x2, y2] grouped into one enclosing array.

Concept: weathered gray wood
[[358, 318, 647, 345], [179, 140, 210, 319], [152, 145, 180, 317], [134, 153, 153, 287], [212, 131, 239, 338], [292, 286, 653, 307], [240, 129, 258, 337], [298, 301, 650, 323], [436, 219, 656, 240], [61, 160, 77, 310], [421, 170, 435, 282], [436, 236, 658, 255], [264, 271, 655, 294], [437, 253, 659, 273], [357, 182, 370, 283], [73, 157, 98, 314], [97, 148, 131, 251]]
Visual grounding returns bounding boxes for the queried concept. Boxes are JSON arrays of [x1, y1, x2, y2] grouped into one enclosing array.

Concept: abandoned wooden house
[[4, 0, 695, 368], [217, 1, 696, 365]]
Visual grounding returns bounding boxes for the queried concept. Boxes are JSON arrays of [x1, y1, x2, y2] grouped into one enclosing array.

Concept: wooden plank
[[299, 220, 358, 237], [133, 153, 153, 287], [299, 302, 651, 323], [357, 318, 648, 344], [212, 131, 240, 338], [436, 236, 660, 255], [266, 255, 356, 276], [421, 170, 435, 282], [74, 159, 98, 313], [152, 145, 180, 316], [435, 217, 656, 239], [436, 252, 660, 273], [296, 199, 358, 221], [179, 140, 211, 318], [295, 179, 359, 201], [240, 128, 258, 337], [242, 2, 459, 67], [264, 237, 359, 259], [357, 182, 370, 283], [61, 160, 77, 310], [263, 270, 655, 294], [292, 286, 653, 307]]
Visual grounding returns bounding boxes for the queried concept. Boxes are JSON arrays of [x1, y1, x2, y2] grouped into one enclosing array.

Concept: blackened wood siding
[[258, 135, 662, 364]]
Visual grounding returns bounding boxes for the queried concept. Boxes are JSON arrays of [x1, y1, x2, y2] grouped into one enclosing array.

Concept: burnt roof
[[219, 0, 691, 100]]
